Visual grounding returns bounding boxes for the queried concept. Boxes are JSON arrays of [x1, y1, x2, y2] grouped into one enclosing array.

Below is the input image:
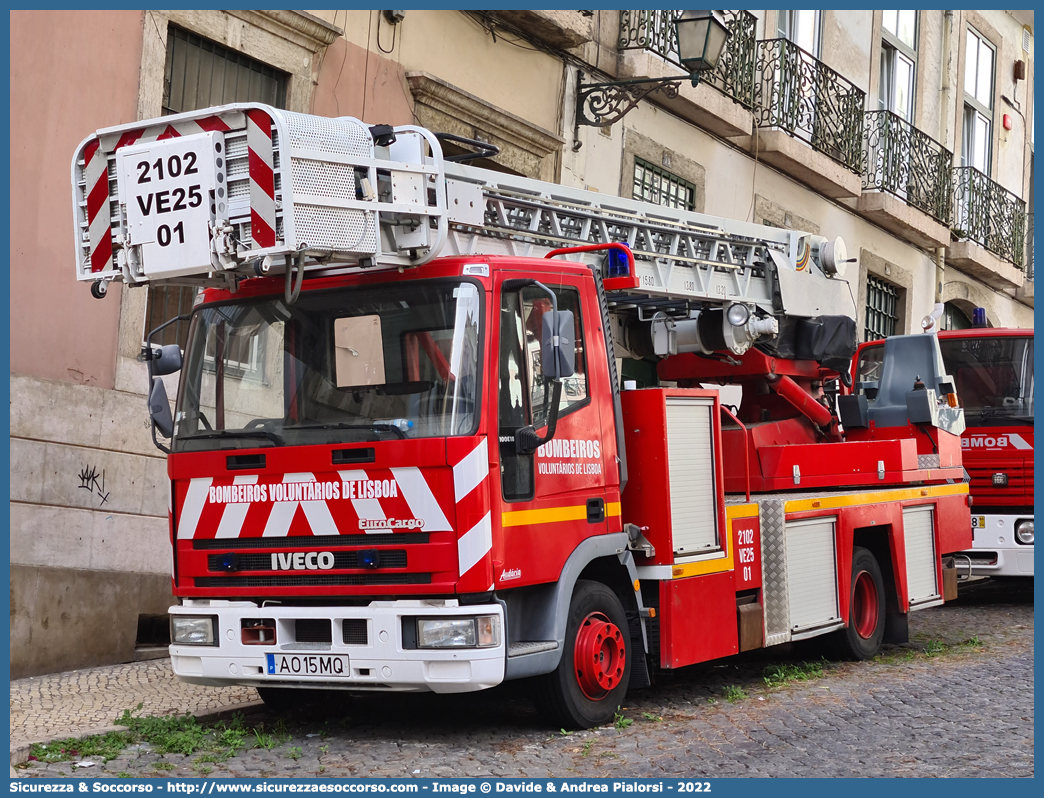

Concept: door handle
[[586, 498, 605, 524]]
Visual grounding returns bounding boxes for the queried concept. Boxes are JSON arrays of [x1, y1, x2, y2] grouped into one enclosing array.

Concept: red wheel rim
[[573, 611, 625, 701], [852, 570, 879, 639]]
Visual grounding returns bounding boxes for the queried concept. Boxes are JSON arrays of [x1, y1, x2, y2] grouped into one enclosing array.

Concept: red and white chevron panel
[[175, 469, 455, 541], [450, 438, 494, 593], [173, 439, 495, 592], [83, 114, 238, 276], [245, 109, 276, 248], [82, 138, 113, 274]]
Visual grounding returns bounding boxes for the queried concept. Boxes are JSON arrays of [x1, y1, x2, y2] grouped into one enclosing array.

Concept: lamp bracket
[[575, 71, 700, 129]]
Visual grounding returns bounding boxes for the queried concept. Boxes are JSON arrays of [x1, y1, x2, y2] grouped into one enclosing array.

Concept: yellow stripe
[[502, 505, 586, 527], [726, 503, 759, 520], [670, 509, 742, 579], [784, 482, 968, 514], [502, 500, 623, 528]]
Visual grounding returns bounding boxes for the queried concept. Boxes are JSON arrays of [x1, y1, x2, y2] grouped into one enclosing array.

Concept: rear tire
[[834, 546, 886, 660], [534, 579, 631, 729]]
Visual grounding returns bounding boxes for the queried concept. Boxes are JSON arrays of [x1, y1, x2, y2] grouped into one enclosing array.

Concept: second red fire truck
[[73, 104, 972, 727], [856, 326, 1033, 578]]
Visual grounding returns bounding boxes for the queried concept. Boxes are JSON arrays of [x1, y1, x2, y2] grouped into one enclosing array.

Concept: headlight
[[1015, 519, 1034, 545], [171, 615, 218, 646], [417, 616, 500, 649], [726, 303, 750, 327]]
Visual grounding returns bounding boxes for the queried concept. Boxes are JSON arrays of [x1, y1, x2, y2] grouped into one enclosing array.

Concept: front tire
[[534, 579, 631, 729], [834, 546, 886, 660]]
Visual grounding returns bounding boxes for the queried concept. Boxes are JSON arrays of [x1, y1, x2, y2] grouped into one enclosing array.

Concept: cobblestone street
[[13, 577, 1033, 778]]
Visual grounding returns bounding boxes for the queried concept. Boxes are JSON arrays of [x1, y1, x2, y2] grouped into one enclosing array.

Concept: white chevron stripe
[[246, 113, 276, 231], [391, 467, 452, 532], [214, 475, 259, 539], [457, 511, 492, 577], [338, 470, 385, 528], [177, 477, 213, 539], [453, 438, 488, 502], [262, 473, 337, 537]]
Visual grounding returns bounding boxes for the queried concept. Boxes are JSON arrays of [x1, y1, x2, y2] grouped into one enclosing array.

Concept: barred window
[[145, 26, 289, 349], [865, 275, 900, 341], [633, 158, 696, 211]]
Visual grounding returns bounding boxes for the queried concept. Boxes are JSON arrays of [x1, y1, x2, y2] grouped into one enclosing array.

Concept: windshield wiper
[[285, 421, 407, 440], [179, 429, 285, 446]]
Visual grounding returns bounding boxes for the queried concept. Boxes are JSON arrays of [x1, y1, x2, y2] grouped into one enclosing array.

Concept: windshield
[[173, 280, 482, 451], [856, 335, 1033, 427], [939, 336, 1033, 427]]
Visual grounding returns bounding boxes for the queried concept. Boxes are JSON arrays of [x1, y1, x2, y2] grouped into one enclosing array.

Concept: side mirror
[[541, 309, 575, 379], [150, 344, 183, 376], [149, 377, 174, 438]]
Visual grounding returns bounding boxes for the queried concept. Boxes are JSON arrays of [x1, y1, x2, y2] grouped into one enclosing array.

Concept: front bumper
[[956, 513, 1034, 577], [169, 599, 505, 694]]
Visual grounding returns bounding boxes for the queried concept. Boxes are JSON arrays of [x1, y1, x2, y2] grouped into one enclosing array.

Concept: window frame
[[864, 274, 901, 341], [879, 10, 918, 122], [143, 24, 290, 352], [961, 27, 996, 175], [633, 157, 697, 212], [777, 9, 822, 58]]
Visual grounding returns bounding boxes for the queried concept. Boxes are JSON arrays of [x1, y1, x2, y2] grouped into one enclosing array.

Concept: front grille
[[193, 533, 428, 550], [342, 619, 368, 645], [208, 550, 407, 572], [195, 574, 432, 588], [295, 619, 332, 643]]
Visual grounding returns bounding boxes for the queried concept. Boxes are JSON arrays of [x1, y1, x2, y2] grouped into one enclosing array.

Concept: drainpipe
[[935, 247, 946, 304], [941, 10, 954, 149]]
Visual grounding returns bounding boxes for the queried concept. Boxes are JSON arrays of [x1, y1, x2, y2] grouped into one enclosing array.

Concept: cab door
[[491, 271, 613, 588]]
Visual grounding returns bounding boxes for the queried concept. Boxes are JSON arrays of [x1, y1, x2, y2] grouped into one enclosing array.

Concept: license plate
[[972, 515, 986, 528], [266, 653, 349, 677]]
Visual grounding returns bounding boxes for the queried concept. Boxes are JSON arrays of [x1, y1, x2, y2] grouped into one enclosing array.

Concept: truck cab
[[855, 328, 1033, 577]]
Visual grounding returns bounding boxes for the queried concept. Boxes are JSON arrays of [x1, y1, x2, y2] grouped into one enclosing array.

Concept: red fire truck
[[73, 105, 971, 728], [856, 327, 1033, 578]]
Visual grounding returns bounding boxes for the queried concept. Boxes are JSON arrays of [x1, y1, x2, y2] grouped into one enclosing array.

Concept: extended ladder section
[[72, 103, 853, 320]]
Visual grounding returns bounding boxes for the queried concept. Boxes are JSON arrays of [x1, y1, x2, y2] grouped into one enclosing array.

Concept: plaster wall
[[310, 10, 562, 134], [9, 10, 142, 388]]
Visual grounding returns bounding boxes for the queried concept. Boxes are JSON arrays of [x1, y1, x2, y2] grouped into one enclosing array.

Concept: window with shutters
[[864, 274, 900, 341], [633, 158, 697, 211], [144, 26, 289, 350]]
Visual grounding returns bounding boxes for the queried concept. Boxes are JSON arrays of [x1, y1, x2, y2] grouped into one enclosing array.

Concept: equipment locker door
[[492, 273, 610, 588]]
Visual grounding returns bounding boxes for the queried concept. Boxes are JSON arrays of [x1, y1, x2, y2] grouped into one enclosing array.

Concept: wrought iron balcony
[[753, 38, 865, 173], [952, 167, 1027, 267], [618, 9, 756, 108], [863, 110, 952, 223]]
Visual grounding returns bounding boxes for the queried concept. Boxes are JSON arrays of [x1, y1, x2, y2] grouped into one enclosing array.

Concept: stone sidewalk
[[10, 577, 1033, 778], [10, 658, 259, 752]]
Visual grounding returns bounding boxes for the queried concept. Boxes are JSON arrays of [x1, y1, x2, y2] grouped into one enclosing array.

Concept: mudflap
[[626, 607, 652, 689], [884, 612, 909, 644]]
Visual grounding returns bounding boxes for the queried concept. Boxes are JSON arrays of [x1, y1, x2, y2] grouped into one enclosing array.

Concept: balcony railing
[[753, 38, 865, 173], [952, 167, 1027, 267], [618, 10, 756, 108], [863, 110, 952, 223]]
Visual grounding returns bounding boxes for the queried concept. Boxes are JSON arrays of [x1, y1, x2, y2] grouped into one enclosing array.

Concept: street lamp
[[575, 10, 730, 130]]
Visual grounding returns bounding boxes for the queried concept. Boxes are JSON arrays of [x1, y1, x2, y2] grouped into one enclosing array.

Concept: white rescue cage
[[71, 103, 451, 289]]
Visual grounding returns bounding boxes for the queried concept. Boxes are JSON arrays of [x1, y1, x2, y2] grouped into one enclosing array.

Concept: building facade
[[9, 9, 1033, 677]]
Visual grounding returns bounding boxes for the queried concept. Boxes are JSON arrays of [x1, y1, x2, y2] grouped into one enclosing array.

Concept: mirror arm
[[144, 312, 193, 381], [144, 312, 191, 450], [151, 423, 170, 455], [515, 381, 563, 455]]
